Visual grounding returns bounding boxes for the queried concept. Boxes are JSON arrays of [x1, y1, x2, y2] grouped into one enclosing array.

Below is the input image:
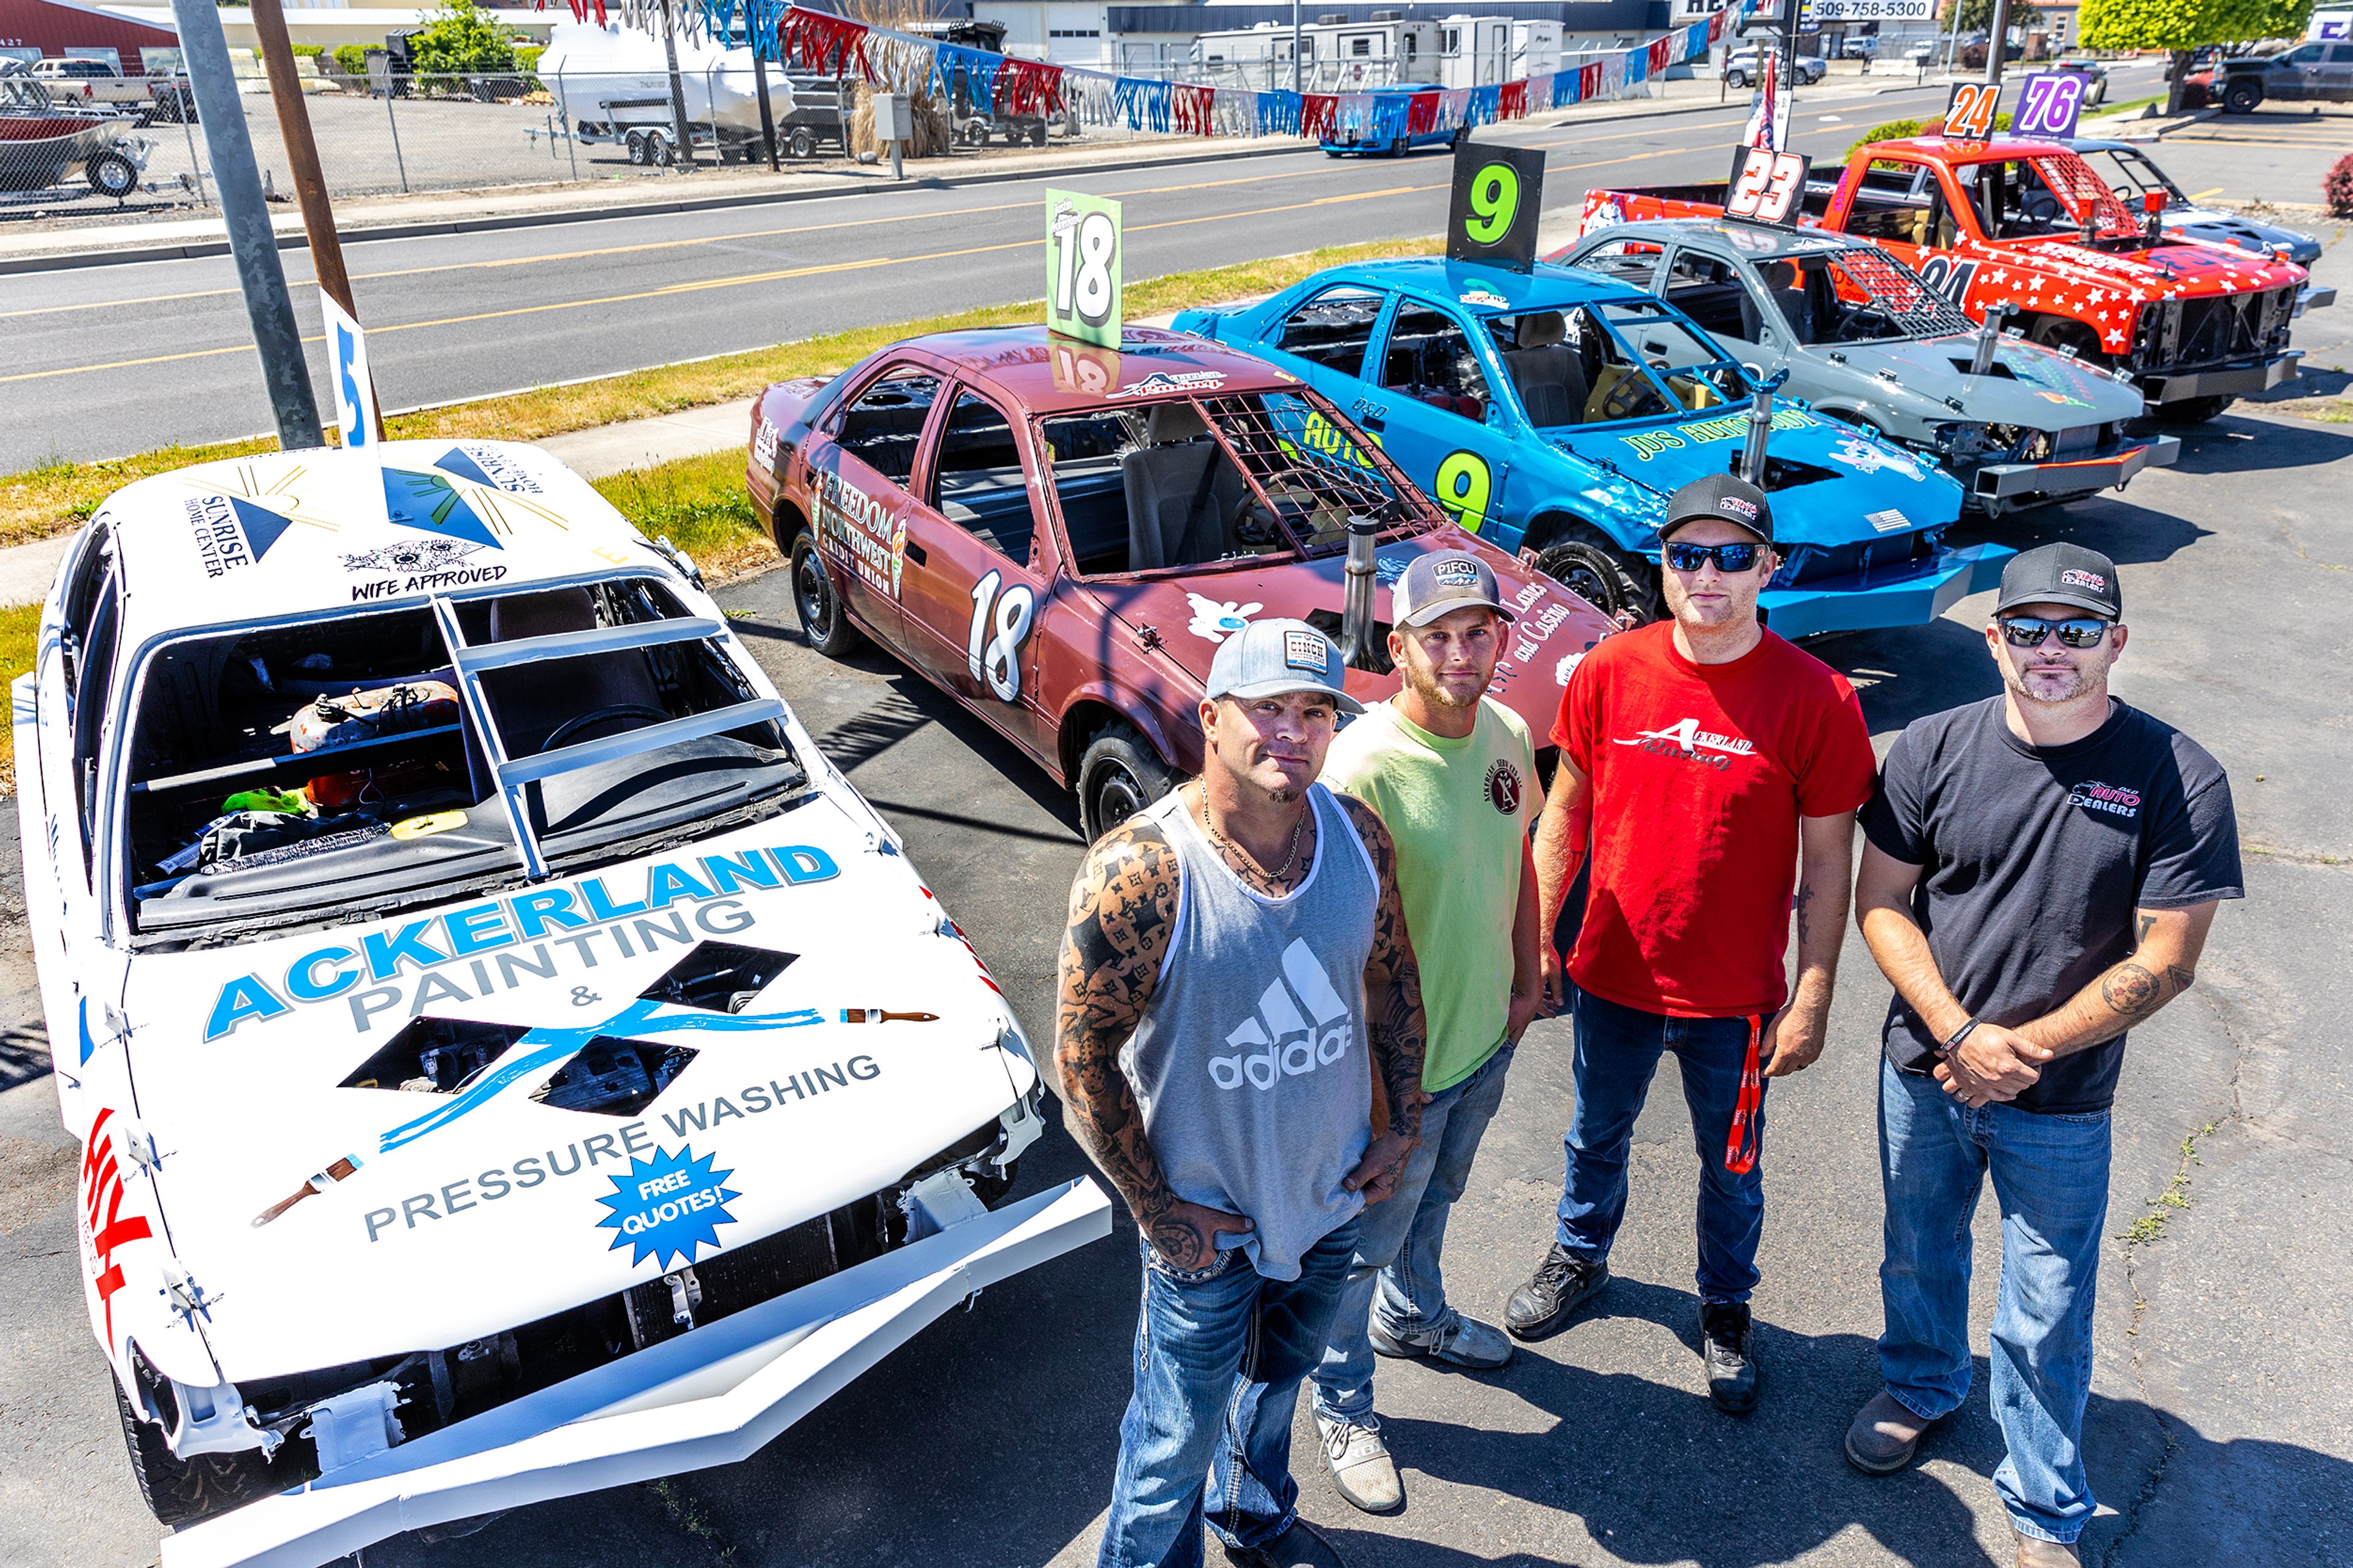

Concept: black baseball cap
[[1660, 473, 1773, 545], [1995, 542, 2122, 619]]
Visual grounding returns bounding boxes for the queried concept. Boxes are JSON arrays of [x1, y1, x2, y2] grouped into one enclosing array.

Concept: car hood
[[120, 794, 1035, 1379], [1812, 333, 2145, 428], [1084, 532, 1619, 730], [1997, 235, 2306, 299], [2165, 207, 2322, 266], [1547, 404, 1965, 546]]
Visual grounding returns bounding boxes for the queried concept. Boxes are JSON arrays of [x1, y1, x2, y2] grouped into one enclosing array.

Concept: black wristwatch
[[1938, 1018, 1979, 1058]]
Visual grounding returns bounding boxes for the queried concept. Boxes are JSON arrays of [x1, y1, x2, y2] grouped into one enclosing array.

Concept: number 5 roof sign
[[322, 289, 380, 450], [1047, 190, 1123, 349], [1446, 141, 1546, 273]]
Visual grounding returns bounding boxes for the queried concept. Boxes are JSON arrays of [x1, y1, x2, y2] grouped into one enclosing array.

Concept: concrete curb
[[0, 86, 1876, 278]]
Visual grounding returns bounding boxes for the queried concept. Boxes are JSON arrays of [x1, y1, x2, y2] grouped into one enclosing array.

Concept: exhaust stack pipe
[[1737, 370, 1787, 483], [1970, 303, 2010, 377], [1339, 514, 1381, 671]]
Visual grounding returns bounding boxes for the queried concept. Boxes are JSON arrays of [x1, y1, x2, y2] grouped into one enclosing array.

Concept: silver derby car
[[1553, 219, 2177, 517]]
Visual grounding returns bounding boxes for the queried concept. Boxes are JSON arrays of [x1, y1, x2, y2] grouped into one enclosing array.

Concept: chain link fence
[[1, 62, 1252, 226]]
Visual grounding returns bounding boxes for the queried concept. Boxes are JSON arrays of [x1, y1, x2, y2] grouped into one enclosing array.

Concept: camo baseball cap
[[1204, 619, 1365, 714]]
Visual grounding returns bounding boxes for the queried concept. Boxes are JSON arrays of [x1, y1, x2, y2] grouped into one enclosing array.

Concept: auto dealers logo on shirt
[[1487, 758, 1523, 816], [1615, 718, 1755, 771], [1211, 939, 1355, 1092], [2069, 779, 2141, 819]]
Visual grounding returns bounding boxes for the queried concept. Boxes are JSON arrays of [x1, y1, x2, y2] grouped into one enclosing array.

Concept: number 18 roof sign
[[1047, 189, 1123, 349]]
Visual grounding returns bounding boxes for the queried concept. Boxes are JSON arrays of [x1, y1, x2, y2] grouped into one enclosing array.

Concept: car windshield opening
[[1040, 390, 1423, 575], [124, 576, 805, 941], [1596, 300, 1751, 407], [1775, 249, 1976, 343], [2082, 147, 2180, 208]]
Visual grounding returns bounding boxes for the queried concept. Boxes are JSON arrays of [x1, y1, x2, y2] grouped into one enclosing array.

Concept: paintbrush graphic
[[252, 1156, 363, 1227], [839, 1009, 939, 1023]]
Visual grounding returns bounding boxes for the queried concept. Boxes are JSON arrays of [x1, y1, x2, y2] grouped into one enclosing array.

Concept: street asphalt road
[[6, 60, 2285, 475], [4, 237, 2349, 1568]]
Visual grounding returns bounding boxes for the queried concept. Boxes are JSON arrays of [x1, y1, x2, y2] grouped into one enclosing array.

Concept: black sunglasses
[[1664, 540, 1763, 574], [1997, 615, 2110, 649]]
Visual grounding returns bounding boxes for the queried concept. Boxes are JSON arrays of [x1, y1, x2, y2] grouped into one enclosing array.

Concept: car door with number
[[809, 364, 941, 650], [1264, 283, 1396, 428], [895, 385, 1055, 766], [1365, 300, 1510, 539]]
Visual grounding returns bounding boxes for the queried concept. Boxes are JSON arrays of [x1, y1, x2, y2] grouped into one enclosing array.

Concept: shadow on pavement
[[0, 1022, 49, 1092], [2156, 406, 2353, 479]]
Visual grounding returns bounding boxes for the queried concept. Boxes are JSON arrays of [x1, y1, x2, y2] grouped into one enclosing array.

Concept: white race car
[[16, 441, 1108, 1567]]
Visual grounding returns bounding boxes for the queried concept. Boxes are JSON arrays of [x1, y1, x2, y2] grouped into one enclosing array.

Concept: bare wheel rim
[[1090, 760, 1149, 828], [793, 547, 836, 639]]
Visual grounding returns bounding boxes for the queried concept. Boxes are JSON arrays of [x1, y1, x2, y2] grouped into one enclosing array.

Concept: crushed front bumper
[[162, 1178, 1112, 1568], [1760, 542, 2013, 640], [2297, 284, 2336, 316], [1970, 435, 2181, 507], [2142, 351, 2301, 404]]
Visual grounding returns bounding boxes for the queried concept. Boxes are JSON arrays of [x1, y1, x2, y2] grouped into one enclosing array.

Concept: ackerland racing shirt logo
[[2069, 779, 2142, 819], [1613, 717, 1756, 771]]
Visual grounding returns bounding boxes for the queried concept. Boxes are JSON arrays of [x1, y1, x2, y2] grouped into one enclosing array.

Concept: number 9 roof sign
[[1447, 141, 1547, 273]]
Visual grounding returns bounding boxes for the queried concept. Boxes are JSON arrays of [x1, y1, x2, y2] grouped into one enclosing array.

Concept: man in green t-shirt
[[1308, 549, 1542, 1513]]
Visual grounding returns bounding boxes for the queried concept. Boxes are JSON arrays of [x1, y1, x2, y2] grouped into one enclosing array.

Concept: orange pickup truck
[[1579, 134, 2309, 422]]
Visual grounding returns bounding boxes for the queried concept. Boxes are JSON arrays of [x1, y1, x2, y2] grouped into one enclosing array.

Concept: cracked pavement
[[2, 236, 2350, 1568]]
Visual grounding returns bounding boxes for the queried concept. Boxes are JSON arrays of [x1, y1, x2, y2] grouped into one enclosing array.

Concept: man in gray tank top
[[1057, 619, 1428, 1568]]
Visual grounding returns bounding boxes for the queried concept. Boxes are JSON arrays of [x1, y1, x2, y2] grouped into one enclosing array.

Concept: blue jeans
[[1312, 1040, 1516, 1423], [1556, 985, 1769, 1306], [1877, 1058, 2110, 1545], [1097, 1218, 1359, 1568]]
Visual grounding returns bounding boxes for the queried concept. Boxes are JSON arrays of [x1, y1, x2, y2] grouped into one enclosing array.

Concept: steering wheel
[[2017, 190, 2063, 228], [539, 704, 672, 752], [1230, 493, 1282, 547], [1601, 372, 1650, 422], [1836, 305, 1901, 342]]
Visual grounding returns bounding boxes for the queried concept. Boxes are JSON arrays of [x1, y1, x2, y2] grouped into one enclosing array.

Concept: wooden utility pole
[[248, 0, 384, 442]]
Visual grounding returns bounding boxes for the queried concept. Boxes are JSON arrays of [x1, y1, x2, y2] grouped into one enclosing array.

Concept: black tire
[[1029, 123, 1047, 146], [1727, 69, 1749, 89], [789, 530, 863, 657], [1077, 720, 1181, 841], [2157, 393, 2233, 424], [626, 129, 650, 165], [2222, 80, 2260, 114], [1531, 524, 1660, 624], [86, 150, 139, 199], [2028, 314, 2105, 365], [787, 126, 816, 159], [647, 131, 675, 167], [114, 1378, 281, 1528]]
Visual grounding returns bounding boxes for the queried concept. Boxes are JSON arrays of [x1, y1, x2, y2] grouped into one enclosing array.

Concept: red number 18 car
[[746, 326, 1615, 833]]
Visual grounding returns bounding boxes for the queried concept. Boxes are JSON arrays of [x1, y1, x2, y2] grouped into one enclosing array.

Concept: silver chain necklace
[[1199, 790, 1308, 887]]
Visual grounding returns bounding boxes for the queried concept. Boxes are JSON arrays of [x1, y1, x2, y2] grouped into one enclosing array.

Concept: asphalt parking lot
[[4, 222, 2351, 1568]]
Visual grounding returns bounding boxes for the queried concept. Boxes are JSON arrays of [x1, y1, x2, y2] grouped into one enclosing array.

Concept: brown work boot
[[1843, 1390, 1936, 1475], [2013, 1528, 2080, 1566]]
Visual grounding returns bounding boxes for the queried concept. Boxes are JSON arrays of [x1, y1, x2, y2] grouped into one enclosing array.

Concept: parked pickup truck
[[1583, 134, 2310, 422], [28, 57, 194, 123]]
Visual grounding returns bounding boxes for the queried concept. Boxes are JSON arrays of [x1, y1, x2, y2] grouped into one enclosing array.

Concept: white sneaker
[[1314, 1412, 1402, 1513]]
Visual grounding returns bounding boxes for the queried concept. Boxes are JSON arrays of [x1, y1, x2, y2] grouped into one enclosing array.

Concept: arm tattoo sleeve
[[1053, 820, 1188, 1242], [1339, 795, 1427, 1142]]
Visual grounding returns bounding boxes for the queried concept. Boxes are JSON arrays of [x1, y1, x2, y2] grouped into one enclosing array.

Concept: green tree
[[2081, 0, 2313, 110], [407, 0, 520, 79], [1953, 0, 2045, 33]]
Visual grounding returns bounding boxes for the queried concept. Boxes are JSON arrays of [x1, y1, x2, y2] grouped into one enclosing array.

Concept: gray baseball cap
[[1392, 549, 1517, 629], [1204, 618, 1365, 714]]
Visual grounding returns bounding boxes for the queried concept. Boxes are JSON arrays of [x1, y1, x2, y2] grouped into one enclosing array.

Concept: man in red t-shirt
[[1501, 473, 1876, 1414]]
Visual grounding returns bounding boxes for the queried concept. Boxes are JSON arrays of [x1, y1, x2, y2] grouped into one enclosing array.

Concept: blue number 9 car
[[1176, 258, 2009, 637]]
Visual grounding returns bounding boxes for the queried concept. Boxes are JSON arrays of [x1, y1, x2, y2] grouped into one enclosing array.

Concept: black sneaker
[[1701, 1302, 1759, 1414], [1223, 1517, 1346, 1567], [1502, 1244, 1610, 1341]]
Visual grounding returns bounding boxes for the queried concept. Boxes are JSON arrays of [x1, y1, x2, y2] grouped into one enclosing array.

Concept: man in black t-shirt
[[1844, 544, 2241, 1568]]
